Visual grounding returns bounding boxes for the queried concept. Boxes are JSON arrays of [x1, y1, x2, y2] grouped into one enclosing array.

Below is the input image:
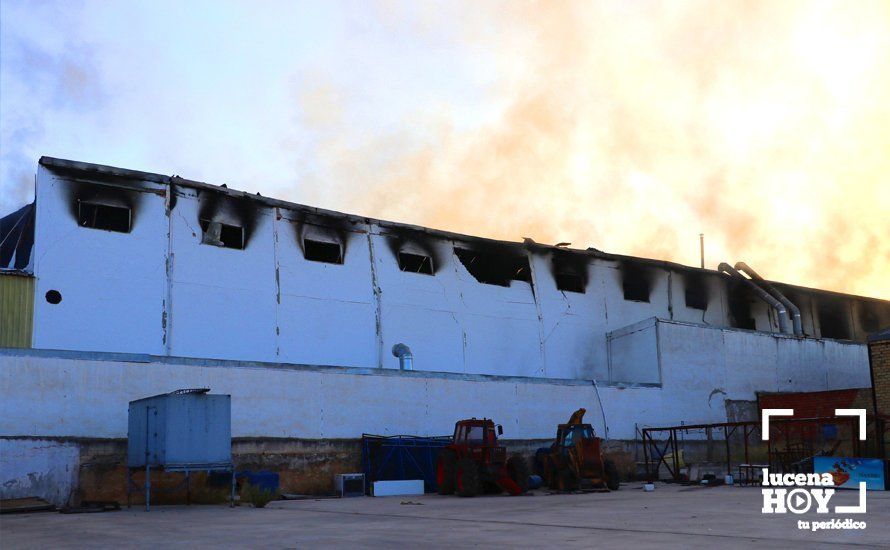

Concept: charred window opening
[[454, 247, 530, 287], [197, 189, 260, 249], [398, 252, 433, 275], [304, 239, 343, 264], [818, 298, 851, 340], [384, 232, 441, 275], [199, 219, 244, 249], [621, 262, 651, 302], [684, 272, 709, 310], [728, 283, 756, 330], [552, 253, 587, 293], [77, 201, 131, 233], [858, 301, 885, 335], [555, 272, 585, 293]]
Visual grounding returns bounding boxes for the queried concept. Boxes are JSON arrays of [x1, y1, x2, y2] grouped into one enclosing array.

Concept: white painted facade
[[27, 158, 888, 381]]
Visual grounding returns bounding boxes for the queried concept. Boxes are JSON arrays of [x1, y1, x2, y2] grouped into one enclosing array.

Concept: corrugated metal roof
[[0, 202, 35, 272]]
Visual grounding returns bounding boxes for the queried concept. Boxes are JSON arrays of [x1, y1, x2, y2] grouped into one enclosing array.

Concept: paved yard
[[2, 484, 888, 548]]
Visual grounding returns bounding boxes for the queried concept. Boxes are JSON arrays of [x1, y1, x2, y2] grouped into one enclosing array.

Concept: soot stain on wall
[[619, 260, 653, 302], [289, 210, 357, 259], [857, 300, 890, 335], [683, 271, 709, 310], [63, 179, 144, 229], [197, 190, 260, 248], [382, 227, 442, 275], [727, 280, 756, 330], [816, 295, 852, 340], [550, 249, 589, 293]]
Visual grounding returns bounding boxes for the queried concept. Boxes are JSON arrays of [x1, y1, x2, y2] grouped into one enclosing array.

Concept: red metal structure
[[641, 416, 863, 483], [435, 418, 529, 497]]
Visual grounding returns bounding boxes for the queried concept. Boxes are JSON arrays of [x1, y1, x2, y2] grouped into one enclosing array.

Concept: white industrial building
[[1, 157, 888, 505]]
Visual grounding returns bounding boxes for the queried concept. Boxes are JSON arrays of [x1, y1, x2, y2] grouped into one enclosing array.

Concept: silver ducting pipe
[[718, 263, 790, 334], [392, 343, 414, 371], [734, 262, 803, 336]]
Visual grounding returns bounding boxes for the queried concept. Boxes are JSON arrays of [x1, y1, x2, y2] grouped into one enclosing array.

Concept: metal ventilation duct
[[718, 263, 790, 334], [734, 262, 803, 336]]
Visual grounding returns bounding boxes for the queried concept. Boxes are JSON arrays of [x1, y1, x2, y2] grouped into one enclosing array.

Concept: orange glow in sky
[[298, 1, 889, 299]]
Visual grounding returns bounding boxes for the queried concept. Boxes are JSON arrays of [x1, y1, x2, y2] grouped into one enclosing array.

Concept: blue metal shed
[[126, 388, 234, 510]]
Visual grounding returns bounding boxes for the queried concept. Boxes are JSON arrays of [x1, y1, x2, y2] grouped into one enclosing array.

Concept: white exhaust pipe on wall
[[391, 343, 414, 371]]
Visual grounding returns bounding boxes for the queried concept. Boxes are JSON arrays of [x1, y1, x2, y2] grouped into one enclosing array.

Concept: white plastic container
[[371, 479, 424, 497]]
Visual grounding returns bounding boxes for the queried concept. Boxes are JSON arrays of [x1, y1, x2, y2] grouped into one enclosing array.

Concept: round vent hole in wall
[[45, 290, 62, 304]]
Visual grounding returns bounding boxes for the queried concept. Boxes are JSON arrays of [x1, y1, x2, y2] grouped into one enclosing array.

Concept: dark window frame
[[304, 238, 343, 264], [454, 247, 531, 287], [621, 264, 651, 303], [77, 200, 131, 233], [199, 219, 245, 250], [398, 251, 434, 275], [555, 271, 585, 293]]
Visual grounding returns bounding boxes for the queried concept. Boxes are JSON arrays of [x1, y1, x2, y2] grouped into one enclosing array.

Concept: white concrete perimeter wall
[[598, 319, 871, 438], [0, 439, 79, 506], [3, 322, 869, 444], [0, 352, 604, 440]]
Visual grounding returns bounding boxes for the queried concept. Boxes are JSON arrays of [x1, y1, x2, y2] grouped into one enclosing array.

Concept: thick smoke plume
[[297, 1, 889, 299]]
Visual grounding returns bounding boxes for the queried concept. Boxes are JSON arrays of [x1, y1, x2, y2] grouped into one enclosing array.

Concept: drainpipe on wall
[[392, 343, 414, 371], [734, 262, 803, 337], [718, 263, 790, 334]]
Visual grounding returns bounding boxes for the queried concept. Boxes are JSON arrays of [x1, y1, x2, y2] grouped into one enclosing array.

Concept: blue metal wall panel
[[127, 391, 230, 468], [164, 394, 231, 466]]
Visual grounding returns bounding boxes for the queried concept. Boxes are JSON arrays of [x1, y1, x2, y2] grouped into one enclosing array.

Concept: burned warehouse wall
[[22, 157, 890, 379]]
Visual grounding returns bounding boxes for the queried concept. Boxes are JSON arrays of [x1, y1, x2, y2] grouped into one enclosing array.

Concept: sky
[[1, 0, 887, 299]]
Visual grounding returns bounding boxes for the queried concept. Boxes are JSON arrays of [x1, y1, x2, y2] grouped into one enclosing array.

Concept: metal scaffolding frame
[[641, 416, 862, 482]]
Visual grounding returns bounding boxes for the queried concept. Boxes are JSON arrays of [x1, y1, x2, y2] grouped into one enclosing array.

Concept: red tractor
[[436, 418, 530, 497]]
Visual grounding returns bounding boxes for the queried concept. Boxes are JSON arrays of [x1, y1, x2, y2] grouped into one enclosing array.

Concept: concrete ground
[[1, 484, 888, 549]]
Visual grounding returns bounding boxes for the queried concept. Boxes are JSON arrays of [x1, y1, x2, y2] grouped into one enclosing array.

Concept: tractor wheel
[[539, 455, 552, 487], [547, 457, 562, 489], [436, 450, 457, 495], [506, 454, 530, 493], [604, 458, 620, 491], [559, 466, 578, 492], [549, 455, 576, 491], [456, 457, 481, 497], [533, 448, 550, 477]]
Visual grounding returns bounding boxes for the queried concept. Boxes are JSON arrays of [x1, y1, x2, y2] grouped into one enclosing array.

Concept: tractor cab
[[535, 408, 620, 492], [556, 423, 596, 451], [453, 418, 502, 445], [450, 418, 506, 465]]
